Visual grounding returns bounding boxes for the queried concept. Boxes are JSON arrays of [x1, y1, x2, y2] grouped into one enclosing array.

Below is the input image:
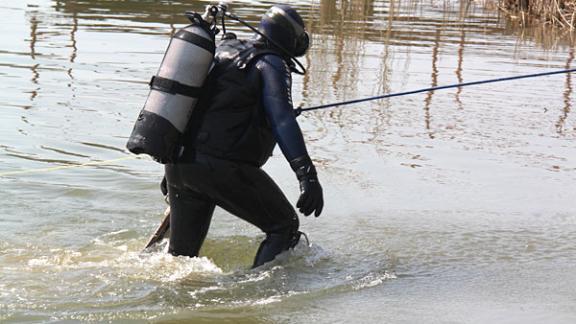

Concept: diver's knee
[[275, 212, 299, 236]]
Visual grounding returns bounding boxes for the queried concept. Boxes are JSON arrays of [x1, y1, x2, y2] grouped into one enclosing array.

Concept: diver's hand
[[297, 175, 323, 217], [290, 156, 324, 217], [160, 175, 168, 196]]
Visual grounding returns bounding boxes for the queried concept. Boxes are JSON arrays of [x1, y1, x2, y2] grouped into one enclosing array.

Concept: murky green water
[[1, 0, 575, 323]]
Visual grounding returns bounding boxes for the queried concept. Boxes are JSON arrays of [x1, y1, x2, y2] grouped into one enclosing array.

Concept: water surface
[[1, 0, 575, 323]]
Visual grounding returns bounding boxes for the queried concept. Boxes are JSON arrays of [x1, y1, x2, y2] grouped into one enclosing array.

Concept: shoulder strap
[[235, 41, 283, 70]]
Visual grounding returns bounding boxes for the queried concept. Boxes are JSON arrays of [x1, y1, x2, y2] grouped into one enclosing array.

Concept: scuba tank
[[126, 9, 219, 163]]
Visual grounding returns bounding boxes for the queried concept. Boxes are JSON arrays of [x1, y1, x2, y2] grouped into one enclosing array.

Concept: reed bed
[[499, 0, 576, 28]]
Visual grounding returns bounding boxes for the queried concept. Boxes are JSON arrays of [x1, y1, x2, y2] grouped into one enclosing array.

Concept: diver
[[163, 5, 324, 268]]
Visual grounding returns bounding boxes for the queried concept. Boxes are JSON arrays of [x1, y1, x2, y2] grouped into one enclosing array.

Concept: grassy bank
[[500, 0, 576, 28]]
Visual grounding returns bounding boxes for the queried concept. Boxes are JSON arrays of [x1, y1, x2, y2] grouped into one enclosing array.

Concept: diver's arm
[[256, 54, 307, 160], [256, 54, 323, 217]]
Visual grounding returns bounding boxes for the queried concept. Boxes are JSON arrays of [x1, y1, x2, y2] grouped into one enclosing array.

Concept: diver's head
[[258, 5, 309, 57]]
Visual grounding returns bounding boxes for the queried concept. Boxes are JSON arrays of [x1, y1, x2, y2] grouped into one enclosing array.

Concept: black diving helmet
[[258, 5, 310, 57]]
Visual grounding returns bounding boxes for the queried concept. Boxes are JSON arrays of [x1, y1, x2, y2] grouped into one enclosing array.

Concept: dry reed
[[499, 0, 576, 28]]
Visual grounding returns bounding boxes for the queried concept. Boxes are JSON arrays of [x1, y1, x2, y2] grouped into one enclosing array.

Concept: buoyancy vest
[[184, 38, 284, 166]]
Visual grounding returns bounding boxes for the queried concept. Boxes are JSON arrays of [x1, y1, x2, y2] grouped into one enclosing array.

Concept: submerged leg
[[252, 231, 302, 268]]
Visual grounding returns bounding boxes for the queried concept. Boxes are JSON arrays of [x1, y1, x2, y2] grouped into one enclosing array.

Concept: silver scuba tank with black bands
[[126, 12, 216, 163]]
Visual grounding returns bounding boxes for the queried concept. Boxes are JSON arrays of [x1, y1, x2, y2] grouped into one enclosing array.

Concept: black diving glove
[[160, 175, 168, 196], [290, 155, 324, 217]]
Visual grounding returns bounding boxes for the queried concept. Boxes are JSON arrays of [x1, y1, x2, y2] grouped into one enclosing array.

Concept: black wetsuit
[[165, 39, 309, 267]]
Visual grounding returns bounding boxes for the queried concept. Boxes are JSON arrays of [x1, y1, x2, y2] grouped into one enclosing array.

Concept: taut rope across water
[[295, 68, 576, 114]]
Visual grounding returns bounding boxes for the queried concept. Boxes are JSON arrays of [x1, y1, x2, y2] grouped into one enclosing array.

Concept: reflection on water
[[423, 27, 441, 139], [557, 46, 574, 134], [53, 0, 205, 26], [9, 0, 576, 120], [1, 0, 576, 322], [454, 29, 465, 109], [27, 10, 39, 106]]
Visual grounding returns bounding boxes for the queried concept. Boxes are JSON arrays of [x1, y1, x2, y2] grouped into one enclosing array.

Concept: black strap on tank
[[149, 76, 201, 98], [173, 29, 215, 55]]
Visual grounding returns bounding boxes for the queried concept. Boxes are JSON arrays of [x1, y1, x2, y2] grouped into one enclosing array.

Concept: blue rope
[[296, 68, 576, 114]]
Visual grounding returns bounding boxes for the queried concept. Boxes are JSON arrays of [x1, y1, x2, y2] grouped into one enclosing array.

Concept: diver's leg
[[209, 160, 300, 267], [251, 231, 302, 268], [165, 164, 215, 257]]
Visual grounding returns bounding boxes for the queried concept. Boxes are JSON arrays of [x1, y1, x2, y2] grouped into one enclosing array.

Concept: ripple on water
[[0, 230, 396, 321]]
